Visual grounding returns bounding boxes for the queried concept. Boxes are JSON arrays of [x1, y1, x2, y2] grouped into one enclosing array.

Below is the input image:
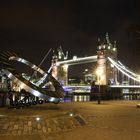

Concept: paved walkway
[[0, 100, 140, 140]]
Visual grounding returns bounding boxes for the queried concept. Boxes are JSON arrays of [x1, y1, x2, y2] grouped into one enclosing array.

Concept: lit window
[[36, 117, 40, 121], [113, 47, 116, 51]]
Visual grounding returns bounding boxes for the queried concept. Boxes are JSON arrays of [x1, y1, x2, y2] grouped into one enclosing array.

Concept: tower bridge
[[51, 33, 140, 100], [1, 33, 140, 106], [52, 33, 118, 86], [53, 33, 140, 87]]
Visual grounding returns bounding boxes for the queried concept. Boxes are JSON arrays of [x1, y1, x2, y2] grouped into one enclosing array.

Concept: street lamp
[[96, 69, 103, 104], [63, 64, 69, 85]]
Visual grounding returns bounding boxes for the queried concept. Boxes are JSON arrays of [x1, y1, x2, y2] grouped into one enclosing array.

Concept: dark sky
[[0, 0, 140, 73]]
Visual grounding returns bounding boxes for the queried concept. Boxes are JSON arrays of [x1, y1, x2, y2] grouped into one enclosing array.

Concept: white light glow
[[108, 57, 140, 83], [32, 90, 40, 97], [73, 55, 77, 60], [137, 75, 140, 80], [111, 64, 114, 68], [69, 113, 73, 117], [117, 61, 138, 77], [56, 55, 97, 66], [36, 117, 40, 121], [96, 69, 103, 76], [113, 47, 116, 51], [110, 85, 140, 88], [49, 97, 55, 102], [63, 64, 68, 70]]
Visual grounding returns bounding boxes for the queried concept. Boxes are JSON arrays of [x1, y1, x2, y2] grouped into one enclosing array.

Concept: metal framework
[[0, 51, 65, 104]]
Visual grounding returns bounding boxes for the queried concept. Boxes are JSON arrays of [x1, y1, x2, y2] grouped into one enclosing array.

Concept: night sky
[[0, 0, 140, 74]]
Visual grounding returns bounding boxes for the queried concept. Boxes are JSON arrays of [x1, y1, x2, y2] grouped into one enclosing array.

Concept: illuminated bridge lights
[[56, 55, 97, 66], [63, 85, 91, 93], [117, 60, 139, 77], [108, 57, 140, 83], [110, 85, 140, 88]]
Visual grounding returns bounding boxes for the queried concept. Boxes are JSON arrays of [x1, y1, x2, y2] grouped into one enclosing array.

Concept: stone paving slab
[[0, 114, 86, 136], [0, 101, 140, 140]]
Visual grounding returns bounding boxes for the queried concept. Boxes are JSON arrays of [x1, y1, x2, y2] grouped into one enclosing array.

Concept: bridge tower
[[96, 33, 117, 85], [51, 46, 68, 85]]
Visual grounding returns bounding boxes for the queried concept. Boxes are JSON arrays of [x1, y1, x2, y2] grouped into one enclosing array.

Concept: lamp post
[[63, 64, 68, 85], [96, 69, 103, 104]]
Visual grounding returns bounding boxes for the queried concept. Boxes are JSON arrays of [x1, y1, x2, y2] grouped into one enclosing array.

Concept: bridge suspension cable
[[108, 57, 140, 83], [117, 60, 139, 77]]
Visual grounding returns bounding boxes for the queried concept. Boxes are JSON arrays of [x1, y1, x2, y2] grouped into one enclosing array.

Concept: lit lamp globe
[[96, 69, 103, 78], [63, 64, 68, 71], [96, 69, 103, 104], [137, 75, 140, 81]]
